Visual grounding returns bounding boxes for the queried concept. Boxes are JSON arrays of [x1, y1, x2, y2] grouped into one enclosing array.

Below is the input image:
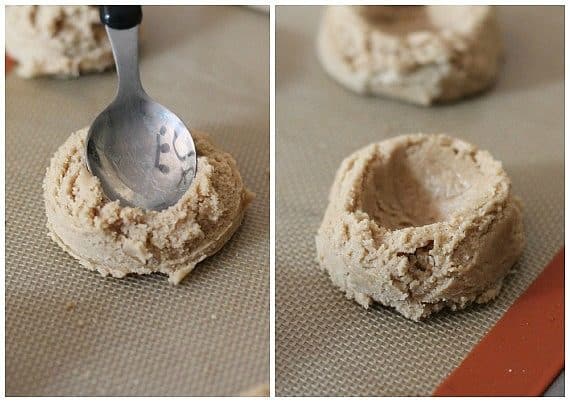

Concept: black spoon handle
[[100, 6, 142, 30]]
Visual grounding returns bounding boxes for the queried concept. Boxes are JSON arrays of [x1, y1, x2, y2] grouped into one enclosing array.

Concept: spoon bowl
[[86, 6, 196, 211], [87, 94, 197, 211]]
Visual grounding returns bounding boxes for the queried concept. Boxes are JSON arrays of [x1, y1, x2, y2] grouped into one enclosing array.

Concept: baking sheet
[[275, 5, 564, 396], [6, 6, 269, 396]]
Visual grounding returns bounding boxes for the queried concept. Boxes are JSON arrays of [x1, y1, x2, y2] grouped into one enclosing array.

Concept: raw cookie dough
[[44, 128, 253, 284], [316, 134, 524, 321], [240, 383, 270, 397], [317, 6, 502, 105], [6, 5, 113, 78]]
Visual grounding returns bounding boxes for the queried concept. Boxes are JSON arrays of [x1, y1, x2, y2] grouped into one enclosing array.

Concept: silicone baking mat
[[275, 6, 564, 396], [6, 6, 268, 396]]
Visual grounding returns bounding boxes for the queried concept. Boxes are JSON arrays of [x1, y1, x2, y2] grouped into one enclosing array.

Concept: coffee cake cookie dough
[[6, 5, 113, 78], [317, 6, 502, 105], [44, 128, 253, 284], [316, 134, 524, 321]]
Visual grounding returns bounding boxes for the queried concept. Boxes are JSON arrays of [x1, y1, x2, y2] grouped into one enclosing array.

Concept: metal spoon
[[86, 5, 197, 211]]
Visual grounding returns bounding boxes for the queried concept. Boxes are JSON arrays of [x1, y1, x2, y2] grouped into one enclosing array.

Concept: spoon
[[86, 5, 197, 211]]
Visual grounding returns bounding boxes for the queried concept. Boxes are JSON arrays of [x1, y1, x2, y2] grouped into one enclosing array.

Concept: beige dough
[[6, 5, 114, 78], [317, 6, 502, 105], [43, 128, 253, 284], [316, 134, 524, 321], [240, 383, 270, 397]]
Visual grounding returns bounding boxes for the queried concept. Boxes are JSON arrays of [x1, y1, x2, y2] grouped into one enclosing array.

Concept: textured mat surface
[[6, 6, 269, 396], [276, 5, 564, 396]]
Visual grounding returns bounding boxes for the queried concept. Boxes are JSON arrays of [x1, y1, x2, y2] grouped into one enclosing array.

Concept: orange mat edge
[[6, 55, 15, 74], [433, 247, 565, 396]]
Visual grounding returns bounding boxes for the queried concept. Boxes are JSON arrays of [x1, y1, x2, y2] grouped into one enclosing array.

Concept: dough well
[[316, 134, 525, 321], [44, 128, 253, 284]]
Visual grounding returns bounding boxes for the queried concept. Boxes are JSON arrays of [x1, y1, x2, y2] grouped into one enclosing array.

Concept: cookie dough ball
[[6, 5, 114, 78], [44, 128, 253, 284], [316, 134, 524, 321], [317, 6, 503, 105]]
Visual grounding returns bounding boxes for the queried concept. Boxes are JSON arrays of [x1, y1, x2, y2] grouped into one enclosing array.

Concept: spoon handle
[[100, 6, 142, 30], [100, 6, 145, 100]]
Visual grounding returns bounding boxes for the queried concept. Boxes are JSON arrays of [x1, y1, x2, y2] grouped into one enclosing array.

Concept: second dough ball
[[6, 5, 114, 78], [317, 6, 503, 105]]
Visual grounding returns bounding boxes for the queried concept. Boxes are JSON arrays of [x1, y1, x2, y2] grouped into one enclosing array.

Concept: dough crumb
[[240, 383, 270, 397]]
